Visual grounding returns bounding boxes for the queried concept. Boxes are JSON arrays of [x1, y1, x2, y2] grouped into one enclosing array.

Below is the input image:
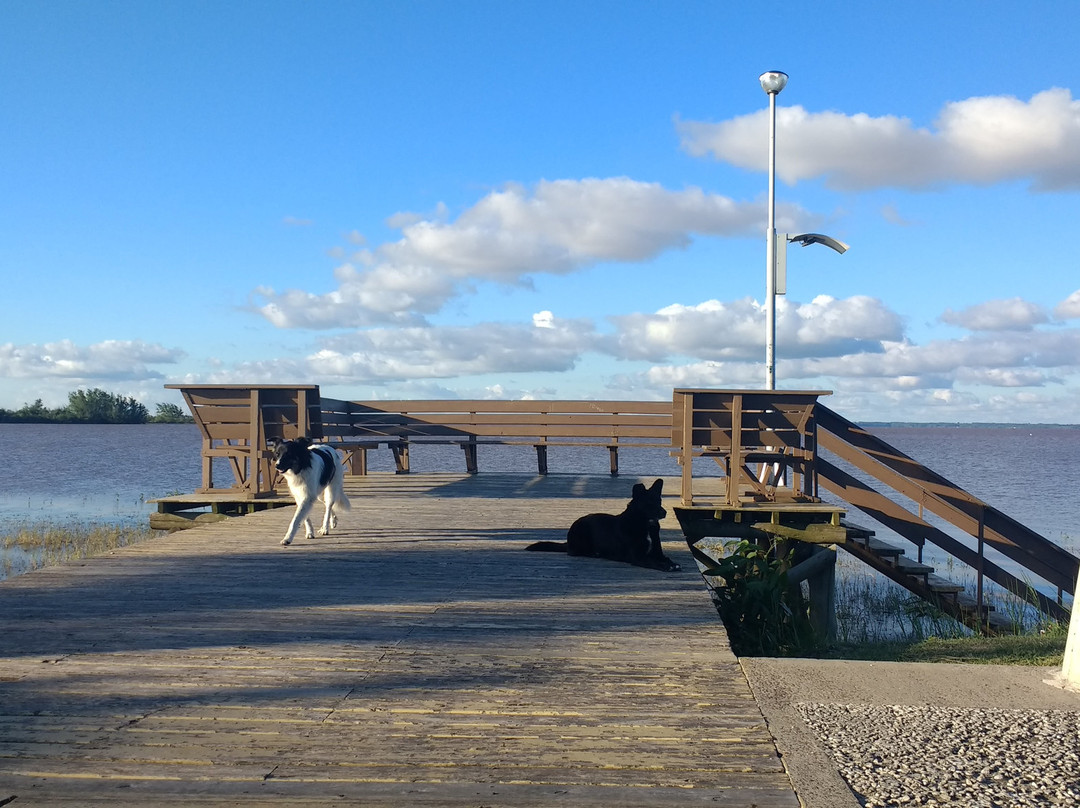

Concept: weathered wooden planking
[[0, 473, 798, 807]]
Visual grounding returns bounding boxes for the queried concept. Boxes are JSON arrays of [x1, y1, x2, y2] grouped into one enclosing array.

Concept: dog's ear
[[631, 483, 646, 498], [649, 479, 663, 493], [296, 436, 313, 448], [267, 439, 280, 451]]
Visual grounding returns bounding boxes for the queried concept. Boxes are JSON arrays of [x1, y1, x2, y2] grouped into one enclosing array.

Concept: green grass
[[827, 557, 1070, 666], [1, 521, 161, 579], [823, 627, 1068, 666]]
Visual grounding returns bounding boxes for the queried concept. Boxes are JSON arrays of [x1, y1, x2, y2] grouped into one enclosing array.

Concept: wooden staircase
[[669, 390, 1077, 637], [839, 521, 1015, 634], [816, 404, 1078, 633]]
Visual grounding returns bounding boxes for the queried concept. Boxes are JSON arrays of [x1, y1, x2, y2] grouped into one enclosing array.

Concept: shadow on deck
[[0, 473, 800, 807]]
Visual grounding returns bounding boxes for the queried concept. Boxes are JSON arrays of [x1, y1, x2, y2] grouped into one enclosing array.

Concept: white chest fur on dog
[[272, 438, 351, 546]]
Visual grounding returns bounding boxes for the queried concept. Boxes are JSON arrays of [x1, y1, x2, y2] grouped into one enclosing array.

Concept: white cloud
[[940, 298, 1050, 331], [678, 88, 1080, 191], [642, 360, 765, 390], [1054, 289, 1080, 320], [955, 367, 1055, 387], [604, 310, 1080, 417], [762, 328, 1080, 387], [609, 294, 903, 362], [206, 315, 600, 386], [0, 340, 185, 380], [251, 177, 818, 329]]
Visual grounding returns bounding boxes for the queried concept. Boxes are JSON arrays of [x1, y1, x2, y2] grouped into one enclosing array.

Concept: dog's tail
[[524, 540, 568, 553], [337, 491, 352, 511]]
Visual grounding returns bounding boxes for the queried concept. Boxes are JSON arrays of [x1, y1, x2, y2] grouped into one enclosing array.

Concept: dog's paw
[[316, 528, 328, 537], [280, 537, 292, 547]]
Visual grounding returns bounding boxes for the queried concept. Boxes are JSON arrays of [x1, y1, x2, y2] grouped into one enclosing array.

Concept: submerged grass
[[0, 520, 162, 580], [827, 555, 1070, 666]]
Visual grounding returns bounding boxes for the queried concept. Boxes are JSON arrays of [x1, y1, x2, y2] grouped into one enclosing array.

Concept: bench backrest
[[166, 384, 321, 494], [320, 398, 672, 444]]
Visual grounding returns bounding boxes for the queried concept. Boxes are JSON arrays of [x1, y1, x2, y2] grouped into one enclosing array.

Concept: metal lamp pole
[[760, 70, 788, 390]]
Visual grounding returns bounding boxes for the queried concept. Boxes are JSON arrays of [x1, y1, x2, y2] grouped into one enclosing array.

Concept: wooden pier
[[0, 473, 799, 807]]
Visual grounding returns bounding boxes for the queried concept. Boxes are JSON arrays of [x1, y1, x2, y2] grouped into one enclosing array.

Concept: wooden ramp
[[0, 474, 797, 807]]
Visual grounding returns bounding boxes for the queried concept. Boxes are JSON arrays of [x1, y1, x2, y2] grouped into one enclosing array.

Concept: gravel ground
[[740, 658, 1080, 808]]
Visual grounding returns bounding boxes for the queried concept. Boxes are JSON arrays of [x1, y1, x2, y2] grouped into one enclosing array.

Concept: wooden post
[[786, 544, 837, 644], [249, 388, 263, 494], [678, 391, 694, 506], [393, 442, 411, 474], [728, 394, 744, 507], [535, 444, 548, 475]]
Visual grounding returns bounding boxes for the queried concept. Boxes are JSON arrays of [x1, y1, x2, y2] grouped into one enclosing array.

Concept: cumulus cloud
[[608, 294, 904, 362], [678, 87, 1080, 191], [1054, 289, 1080, 320], [312, 317, 598, 379], [778, 328, 1080, 386], [208, 315, 601, 386], [251, 177, 818, 329], [0, 340, 185, 380], [611, 307, 1080, 409], [940, 298, 1050, 331]]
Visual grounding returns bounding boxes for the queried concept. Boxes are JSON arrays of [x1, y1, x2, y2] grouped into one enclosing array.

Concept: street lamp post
[[759, 70, 787, 390]]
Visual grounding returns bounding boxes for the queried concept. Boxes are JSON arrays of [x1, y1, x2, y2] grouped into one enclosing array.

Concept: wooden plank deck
[[0, 473, 798, 807]]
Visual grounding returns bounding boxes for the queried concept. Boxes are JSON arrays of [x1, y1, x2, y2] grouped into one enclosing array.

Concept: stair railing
[[815, 404, 1077, 623]]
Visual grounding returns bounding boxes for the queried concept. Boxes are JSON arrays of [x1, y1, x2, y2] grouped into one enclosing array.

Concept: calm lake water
[[2, 421, 1078, 574]]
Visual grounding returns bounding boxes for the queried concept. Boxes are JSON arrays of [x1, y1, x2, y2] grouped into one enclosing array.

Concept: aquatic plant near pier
[[0, 521, 161, 580]]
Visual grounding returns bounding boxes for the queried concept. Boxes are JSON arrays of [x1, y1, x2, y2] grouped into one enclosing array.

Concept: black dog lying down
[[526, 478, 680, 571]]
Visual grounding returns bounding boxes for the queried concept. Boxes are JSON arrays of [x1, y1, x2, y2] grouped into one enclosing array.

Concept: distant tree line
[[0, 388, 194, 424]]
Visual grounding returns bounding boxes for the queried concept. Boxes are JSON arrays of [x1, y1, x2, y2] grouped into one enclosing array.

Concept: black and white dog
[[272, 437, 351, 546]]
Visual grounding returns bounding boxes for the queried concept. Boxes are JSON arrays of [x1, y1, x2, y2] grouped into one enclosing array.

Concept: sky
[[3, 1, 1080, 424]]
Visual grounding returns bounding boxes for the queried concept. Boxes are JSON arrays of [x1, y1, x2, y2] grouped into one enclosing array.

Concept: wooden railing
[[320, 397, 672, 475], [815, 405, 1079, 621], [166, 383, 1077, 625], [672, 388, 829, 507], [167, 384, 673, 488], [166, 384, 321, 495]]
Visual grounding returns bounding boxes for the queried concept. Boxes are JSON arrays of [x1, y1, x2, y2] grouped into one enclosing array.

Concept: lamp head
[[759, 71, 788, 95]]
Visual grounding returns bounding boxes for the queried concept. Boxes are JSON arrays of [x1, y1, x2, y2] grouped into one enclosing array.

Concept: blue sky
[[3, 1, 1080, 423]]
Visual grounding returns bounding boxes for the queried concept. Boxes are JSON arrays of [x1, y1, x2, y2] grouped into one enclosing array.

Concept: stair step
[[864, 538, 904, 557], [927, 574, 965, 594], [840, 519, 875, 540], [895, 556, 934, 576]]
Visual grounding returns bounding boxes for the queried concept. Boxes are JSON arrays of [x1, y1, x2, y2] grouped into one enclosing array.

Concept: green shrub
[[701, 539, 818, 656]]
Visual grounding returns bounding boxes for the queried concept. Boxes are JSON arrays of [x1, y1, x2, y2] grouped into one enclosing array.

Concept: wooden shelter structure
[[160, 384, 1079, 635]]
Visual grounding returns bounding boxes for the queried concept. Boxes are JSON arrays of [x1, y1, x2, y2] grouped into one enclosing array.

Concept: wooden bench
[[166, 385, 674, 490], [320, 397, 673, 476], [167, 384, 830, 498]]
